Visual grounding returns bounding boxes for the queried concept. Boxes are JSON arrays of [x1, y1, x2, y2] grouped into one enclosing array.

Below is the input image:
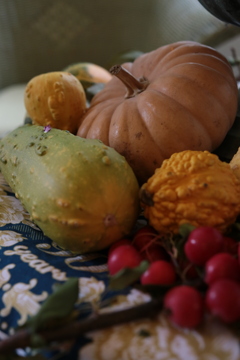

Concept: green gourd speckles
[[0, 125, 140, 253]]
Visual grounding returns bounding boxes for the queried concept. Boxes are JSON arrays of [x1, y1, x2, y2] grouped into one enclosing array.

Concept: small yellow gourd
[[63, 62, 112, 89], [140, 150, 240, 234], [24, 71, 87, 134]]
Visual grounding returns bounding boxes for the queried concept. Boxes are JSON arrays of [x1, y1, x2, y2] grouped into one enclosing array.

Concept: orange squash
[[140, 150, 240, 234], [77, 41, 238, 184], [25, 72, 87, 134]]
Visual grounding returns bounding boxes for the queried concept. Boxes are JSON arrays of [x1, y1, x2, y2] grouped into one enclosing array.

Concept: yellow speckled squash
[[63, 62, 112, 90], [24, 72, 87, 134], [140, 150, 240, 234], [0, 125, 140, 254]]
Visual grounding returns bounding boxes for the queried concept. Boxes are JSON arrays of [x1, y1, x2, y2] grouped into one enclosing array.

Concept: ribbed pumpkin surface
[[77, 41, 238, 184]]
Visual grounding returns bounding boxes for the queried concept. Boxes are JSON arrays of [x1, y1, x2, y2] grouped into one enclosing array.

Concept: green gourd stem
[[110, 64, 149, 98]]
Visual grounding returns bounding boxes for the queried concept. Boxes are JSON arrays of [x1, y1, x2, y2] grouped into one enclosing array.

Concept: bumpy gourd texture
[[24, 72, 87, 134], [77, 41, 238, 184], [140, 150, 240, 234], [0, 125, 140, 254]]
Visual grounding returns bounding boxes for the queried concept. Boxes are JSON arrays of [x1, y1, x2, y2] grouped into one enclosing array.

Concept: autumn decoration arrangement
[[2, 38, 240, 355], [0, 125, 139, 253]]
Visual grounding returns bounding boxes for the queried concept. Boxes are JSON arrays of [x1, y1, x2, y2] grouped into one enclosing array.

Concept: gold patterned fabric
[[0, 172, 240, 359]]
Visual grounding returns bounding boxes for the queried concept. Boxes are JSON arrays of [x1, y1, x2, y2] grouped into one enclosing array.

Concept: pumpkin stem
[[110, 65, 149, 99]]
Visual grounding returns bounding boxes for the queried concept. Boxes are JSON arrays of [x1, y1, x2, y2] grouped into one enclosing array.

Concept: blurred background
[[1, 0, 240, 134]]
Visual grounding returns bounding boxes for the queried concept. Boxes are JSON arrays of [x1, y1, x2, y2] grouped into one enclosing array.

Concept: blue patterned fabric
[[1, 174, 240, 360]]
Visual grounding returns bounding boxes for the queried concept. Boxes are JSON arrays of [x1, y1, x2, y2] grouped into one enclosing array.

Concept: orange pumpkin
[[77, 41, 238, 184]]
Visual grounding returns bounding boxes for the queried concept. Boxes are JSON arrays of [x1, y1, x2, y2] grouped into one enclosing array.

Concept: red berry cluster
[[107, 225, 240, 329], [184, 227, 240, 325]]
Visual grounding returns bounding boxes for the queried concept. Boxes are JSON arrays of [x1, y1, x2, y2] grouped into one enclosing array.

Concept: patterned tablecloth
[[0, 172, 240, 360]]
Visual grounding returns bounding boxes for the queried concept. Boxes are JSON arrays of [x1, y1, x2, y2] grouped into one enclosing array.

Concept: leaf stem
[[0, 298, 163, 355]]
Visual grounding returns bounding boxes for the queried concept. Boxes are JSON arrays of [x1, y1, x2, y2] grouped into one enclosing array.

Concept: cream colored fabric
[[1, 0, 239, 135], [0, 85, 26, 135], [0, 0, 239, 90]]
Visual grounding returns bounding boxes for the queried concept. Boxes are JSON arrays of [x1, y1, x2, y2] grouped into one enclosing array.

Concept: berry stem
[[0, 298, 163, 355]]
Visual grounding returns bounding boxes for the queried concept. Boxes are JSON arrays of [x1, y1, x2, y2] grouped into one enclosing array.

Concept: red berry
[[133, 225, 169, 262], [133, 225, 157, 250], [179, 259, 199, 280], [108, 238, 132, 256], [184, 227, 224, 266], [107, 244, 142, 276], [140, 260, 176, 285], [205, 279, 240, 323], [141, 244, 169, 263], [164, 285, 204, 328], [222, 236, 238, 256], [204, 252, 240, 285]]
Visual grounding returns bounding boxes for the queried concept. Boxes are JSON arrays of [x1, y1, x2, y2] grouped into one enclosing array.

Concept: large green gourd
[[0, 125, 140, 253]]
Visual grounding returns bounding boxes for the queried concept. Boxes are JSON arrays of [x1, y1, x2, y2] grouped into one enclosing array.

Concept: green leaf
[[170, 223, 196, 259], [178, 223, 196, 239], [24, 277, 79, 332], [108, 50, 144, 68], [109, 261, 149, 291], [116, 50, 144, 63], [30, 333, 47, 348], [86, 83, 105, 102]]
